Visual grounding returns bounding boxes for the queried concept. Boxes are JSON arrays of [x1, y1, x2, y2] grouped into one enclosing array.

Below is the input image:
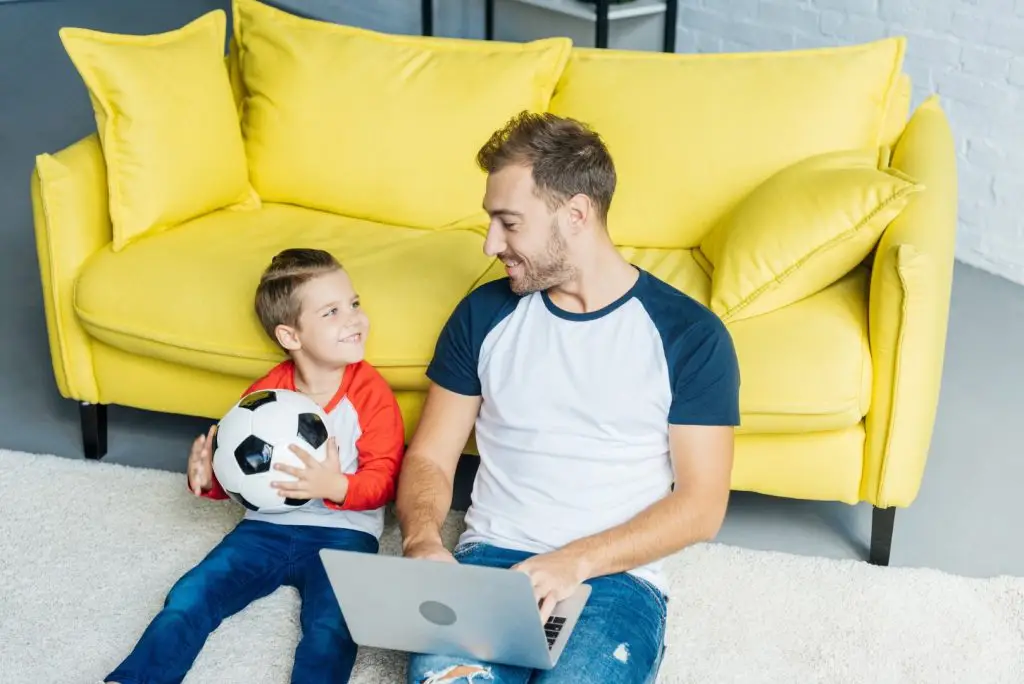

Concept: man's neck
[[546, 239, 639, 315]]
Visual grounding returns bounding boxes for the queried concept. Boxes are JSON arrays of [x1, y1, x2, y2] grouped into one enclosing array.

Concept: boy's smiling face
[[283, 268, 368, 367]]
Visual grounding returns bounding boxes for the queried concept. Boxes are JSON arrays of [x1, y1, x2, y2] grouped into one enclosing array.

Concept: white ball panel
[[211, 389, 335, 514]]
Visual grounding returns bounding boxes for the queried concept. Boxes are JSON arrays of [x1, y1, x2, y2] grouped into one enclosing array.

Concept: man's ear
[[274, 324, 301, 352], [566, 193, 592, 232]]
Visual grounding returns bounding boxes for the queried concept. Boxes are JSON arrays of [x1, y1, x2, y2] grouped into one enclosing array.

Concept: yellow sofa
[[32, 0, 956, 566]]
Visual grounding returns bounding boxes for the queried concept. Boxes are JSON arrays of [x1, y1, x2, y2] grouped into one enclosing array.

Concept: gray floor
[[2, 0, 1022, 582]]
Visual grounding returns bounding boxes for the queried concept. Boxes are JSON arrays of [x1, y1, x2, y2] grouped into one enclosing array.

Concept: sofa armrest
[[31, 133, 112, 403], [863, 96, 957, 508]]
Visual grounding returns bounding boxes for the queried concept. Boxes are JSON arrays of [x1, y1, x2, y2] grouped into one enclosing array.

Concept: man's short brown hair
[[476, 111, 617, 224], [254, 248, 341, 346]]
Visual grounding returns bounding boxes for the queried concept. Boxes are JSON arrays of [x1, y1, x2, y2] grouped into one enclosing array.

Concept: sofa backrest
[[224, 18, 910, 249], [548, 38, 909, 249]]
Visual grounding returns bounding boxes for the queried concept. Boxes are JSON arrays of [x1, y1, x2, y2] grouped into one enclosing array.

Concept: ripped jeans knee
[[418, 663, 496, 683]]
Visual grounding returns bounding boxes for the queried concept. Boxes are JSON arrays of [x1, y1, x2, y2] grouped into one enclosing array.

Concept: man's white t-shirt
[[426, 267, 741, 595]]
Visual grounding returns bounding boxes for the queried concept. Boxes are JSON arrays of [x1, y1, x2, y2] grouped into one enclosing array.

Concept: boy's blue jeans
[[407, 542, 668, 684], [106, 519, 378, 684]]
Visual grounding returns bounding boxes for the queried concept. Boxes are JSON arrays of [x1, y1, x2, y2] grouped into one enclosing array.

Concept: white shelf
[[501, 0, 668, 22]]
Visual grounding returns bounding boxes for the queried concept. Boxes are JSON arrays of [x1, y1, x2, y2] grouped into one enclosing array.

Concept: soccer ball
[[212, 389, 331, 514]]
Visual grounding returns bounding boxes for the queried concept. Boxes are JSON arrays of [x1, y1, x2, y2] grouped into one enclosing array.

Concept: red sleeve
[[192, 363, 293, 501], [324, 364, 405, 512]]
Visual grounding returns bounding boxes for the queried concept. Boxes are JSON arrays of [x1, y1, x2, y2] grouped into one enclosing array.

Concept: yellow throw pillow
[[59, 10, 259, 251], [700, 149, 924, 323], [231, 0, 571, 230]]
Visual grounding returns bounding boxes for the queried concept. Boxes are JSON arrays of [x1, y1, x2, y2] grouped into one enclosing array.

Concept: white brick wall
[[676, 0, 1024, 285]]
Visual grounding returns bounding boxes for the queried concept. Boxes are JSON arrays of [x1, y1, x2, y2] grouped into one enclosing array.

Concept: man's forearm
[[563, 488, 728, 581], [396, 453, 454, 550]]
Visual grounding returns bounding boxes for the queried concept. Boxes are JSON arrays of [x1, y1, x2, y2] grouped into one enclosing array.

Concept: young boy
[[105, 248, 405, 684]]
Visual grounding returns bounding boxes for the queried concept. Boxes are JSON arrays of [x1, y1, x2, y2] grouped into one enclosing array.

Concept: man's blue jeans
[[106, 519, 378, 684], [407, 543, 668, 684]]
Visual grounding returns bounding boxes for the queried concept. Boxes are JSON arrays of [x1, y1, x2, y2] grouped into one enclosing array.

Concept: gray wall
[[272, 0, 482, 38], [0, 0, 232, 451]]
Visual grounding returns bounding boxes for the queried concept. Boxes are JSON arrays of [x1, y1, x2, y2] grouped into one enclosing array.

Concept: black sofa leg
[[869, 505, 895, 566], [80, 402, 108, 460]]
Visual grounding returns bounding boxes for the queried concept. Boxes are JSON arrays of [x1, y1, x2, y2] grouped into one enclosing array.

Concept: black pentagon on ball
[[297, 413, 329, 450], [285, 497, 310, 507], [235, 434, 274, 475], [227, 490, 260, 511], [238, 389, 277, 411]]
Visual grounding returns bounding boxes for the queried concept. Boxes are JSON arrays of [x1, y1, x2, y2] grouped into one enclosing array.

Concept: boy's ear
[[274, 324, 301, 352]]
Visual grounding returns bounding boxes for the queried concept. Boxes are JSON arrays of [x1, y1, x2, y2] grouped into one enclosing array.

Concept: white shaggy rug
[[2, 450, 1023, 683]]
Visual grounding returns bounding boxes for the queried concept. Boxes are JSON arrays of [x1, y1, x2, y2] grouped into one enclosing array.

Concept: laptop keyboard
[[544, 616, 566, 649]]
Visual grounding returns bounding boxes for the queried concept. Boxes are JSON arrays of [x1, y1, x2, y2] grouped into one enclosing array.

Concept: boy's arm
[[324, 369, 405, 511]]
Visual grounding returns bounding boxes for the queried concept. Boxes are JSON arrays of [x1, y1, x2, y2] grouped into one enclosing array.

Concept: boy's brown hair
[[255, 248, 342, 347], [476, 110, 617, 224]]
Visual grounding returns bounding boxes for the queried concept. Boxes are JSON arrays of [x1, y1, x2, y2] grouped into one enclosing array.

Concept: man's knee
[[417, 663, 495, 683], [409, 655, 497, 684]]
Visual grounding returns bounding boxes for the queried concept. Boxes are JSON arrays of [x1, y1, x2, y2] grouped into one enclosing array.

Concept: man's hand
[[272, 437, 349, 504], [187, 424, 217, 496], [513, 548, 590, 623], [403, 537, 457, 564]]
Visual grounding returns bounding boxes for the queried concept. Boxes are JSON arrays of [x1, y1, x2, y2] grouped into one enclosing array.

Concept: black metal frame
[[422, 0, 679, 53]]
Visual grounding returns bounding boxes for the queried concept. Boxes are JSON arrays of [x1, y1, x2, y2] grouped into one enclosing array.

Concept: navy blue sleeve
[[425, 279, 518, 397], [665, 317, 741, 426]]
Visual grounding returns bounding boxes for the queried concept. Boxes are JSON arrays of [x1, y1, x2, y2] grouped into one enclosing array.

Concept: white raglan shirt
[[426, 268, 741, 595]]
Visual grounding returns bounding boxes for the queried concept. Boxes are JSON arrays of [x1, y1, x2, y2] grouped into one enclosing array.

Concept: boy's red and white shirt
[[194, 360, 405, 537]]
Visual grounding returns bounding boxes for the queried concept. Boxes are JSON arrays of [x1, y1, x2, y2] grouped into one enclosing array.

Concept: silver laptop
[[319, 548, 592, 670]]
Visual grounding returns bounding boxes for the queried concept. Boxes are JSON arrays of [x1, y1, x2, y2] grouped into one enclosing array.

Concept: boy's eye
[[323, 307, 337, 317], [352, 300, 361, 309]]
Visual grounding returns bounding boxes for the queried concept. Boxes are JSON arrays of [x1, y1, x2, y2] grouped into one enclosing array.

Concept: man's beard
[[504, 218, 576, 296]]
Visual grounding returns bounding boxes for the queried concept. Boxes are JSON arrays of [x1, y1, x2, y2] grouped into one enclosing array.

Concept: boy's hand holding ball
[[273, 437, 349, 505]]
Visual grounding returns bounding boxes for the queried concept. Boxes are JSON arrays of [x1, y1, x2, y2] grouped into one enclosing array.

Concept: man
[[396, 111, 741, 684]]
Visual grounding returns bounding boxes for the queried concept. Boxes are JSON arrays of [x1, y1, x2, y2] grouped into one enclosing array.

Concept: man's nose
[[483, 223, 504, 257]]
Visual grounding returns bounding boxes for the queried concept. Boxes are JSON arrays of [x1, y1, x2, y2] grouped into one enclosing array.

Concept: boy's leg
[[105, 520, 289, 684], [406, 543, 533, 684], [288, 526, 380, 684], [530, 572, 667, 684]]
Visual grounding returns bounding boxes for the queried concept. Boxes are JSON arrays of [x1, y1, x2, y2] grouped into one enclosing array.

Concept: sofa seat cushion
[[729, 265, 872, 434], [74, 204, 494, 390]]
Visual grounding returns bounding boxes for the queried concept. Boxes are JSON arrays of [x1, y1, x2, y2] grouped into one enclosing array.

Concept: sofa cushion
[[231, 0, 571, 231], [700, 148, 923, 323], [548, 38, 906, 249], [729, 265, 872, 434], [58, 10, 259, 252], [74, 204, 494, 390]]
